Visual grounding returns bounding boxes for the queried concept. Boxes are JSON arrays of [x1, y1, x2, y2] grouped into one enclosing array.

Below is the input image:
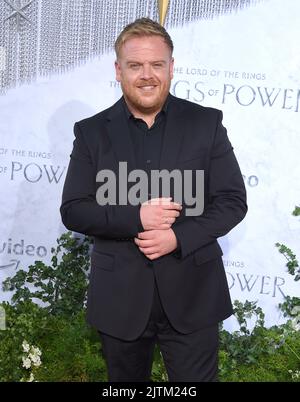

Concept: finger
[[157, 223, 172, 230], [145, 253, 160, 260], [134, 237, 142, 245], [161, 218, 175, 226], [136, 239, 156, 247], [139, 246, 158, 254], [137, 231, 155, 239], [143, 197, 172, 206], [162, 203, 182, 210], [167, 210, 180, 218], [161, 214, 176, 223], [156, 197, 172, 205]]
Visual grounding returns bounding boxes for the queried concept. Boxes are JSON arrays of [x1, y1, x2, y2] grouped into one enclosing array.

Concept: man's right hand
[[140, 197, 182, 230]]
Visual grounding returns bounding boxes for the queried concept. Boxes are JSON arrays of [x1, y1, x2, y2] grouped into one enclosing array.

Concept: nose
[[140, 63, 153, 80]]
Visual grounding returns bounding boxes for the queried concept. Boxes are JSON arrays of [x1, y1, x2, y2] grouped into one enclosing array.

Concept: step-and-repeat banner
[[0, 0, 299, 329]]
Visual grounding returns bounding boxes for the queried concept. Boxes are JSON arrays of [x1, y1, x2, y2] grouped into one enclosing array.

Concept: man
[[60, 18, 247, 382]]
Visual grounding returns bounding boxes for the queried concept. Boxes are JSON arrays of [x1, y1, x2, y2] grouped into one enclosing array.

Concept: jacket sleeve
[[171, 111, 247, 259], [60, 122, 143, 238]]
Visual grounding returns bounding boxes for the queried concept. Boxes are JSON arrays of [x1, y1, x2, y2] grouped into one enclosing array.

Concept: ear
[[169, 57, 174, 80], [115, 60, 121, 82]]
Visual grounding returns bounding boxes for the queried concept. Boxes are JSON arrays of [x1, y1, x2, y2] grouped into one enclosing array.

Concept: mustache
[[136, 81, 158, 86]]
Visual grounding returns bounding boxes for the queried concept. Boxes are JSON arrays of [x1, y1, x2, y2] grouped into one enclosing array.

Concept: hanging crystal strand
[[40, 0, 62, 77], [21, 0, 38, 86], [40, 0, 49, 76], [220, 0, 225, 15], [39, 0, 47, 77], [171, 0, 178, 27], [73, 0, 81, 68], [165, 0, 173, 29], [239, 0, 245, 12], [65, 0, 74, 73], [113, 0, 120, 47], [89, 0, 95, 59], [60, 0, 69, 76], [176, 0, 184, 27], [90, 0, 96, 57], [99, 0, 106, 56], [102, 0, 110, 55], [18, 12, 25, 85], [179, 0, 186, 27], [7, 10, 18, 90], [135, 0, 144, 20], [2, 1, 8, 91], [101, 0, 108, 55], [180, 0, 188, 27], [172, 0, 180, 27], [195, 0, 201, 22], [1, 2, 14, 91], [55, 0, 64, 75], [91, 0, 100, 58], [77, 0, 83, 64], [75, 0, 83, 67], [117, 0, 125, 36], [127, 0, 137, 27], [203, 0, 208, 20], [59, 0, 66, 75], [79, 0, 92, 64], [147, 0, 156, 22], [186, 0, 194, 23], [209, 0, 215, 20], [0, 1, 7, 92], [129, 0, 138, 25], [104, 0, 114, 55], [109, 0, 117, 53], [0, 1, 6, 92], [117, 0, 132, 48]]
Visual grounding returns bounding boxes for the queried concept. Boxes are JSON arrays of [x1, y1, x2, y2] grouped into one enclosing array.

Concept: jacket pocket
[[91, 250, 115, 271], [178, 156, 202, 164], [193, 242, 223, 265], [177, 156, 203, 168]]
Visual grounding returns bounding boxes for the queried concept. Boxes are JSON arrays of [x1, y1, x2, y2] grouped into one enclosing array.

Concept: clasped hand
[[134, 197, 182, 260]]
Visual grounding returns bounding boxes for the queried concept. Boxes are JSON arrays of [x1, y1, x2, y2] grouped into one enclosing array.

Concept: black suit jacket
[[60, 94, 247, 340]]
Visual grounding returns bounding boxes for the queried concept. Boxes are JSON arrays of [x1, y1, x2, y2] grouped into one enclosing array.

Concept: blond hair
[[115, 17, 173, 58]]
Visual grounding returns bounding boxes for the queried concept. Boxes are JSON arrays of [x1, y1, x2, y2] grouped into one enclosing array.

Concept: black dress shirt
[[122, 95, 181, 257], [122, 95, 169, 202]]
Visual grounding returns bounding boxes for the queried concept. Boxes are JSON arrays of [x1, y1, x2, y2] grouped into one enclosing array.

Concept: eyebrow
[[126, 60, 167, 65]]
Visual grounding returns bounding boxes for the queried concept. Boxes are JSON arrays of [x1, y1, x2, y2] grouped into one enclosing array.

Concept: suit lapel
[[159, 95, 185, 169], [106, 98, 136, 172]]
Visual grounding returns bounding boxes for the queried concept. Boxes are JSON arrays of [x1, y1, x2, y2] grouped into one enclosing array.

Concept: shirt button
[[146, 159, 151, 164]]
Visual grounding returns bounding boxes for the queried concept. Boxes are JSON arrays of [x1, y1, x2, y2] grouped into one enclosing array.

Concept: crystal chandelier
[[0, 0, 262, 93]]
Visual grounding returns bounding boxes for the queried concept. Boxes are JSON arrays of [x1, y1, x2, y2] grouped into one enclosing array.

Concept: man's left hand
[[134, 229, 178, 260]]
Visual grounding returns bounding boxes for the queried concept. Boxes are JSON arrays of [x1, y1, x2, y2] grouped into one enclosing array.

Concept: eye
[[129, 63, 140, 70], [153, 63, 164, 68]]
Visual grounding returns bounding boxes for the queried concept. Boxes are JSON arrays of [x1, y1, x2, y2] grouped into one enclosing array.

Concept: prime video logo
[[96, 162, 204, 216]]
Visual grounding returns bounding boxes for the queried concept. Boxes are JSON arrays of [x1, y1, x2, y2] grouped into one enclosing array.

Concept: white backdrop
[[0, 0, 299, 329]]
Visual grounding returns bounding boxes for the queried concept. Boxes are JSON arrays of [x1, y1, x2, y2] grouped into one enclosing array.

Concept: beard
[[121, 80, 171, 115]]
